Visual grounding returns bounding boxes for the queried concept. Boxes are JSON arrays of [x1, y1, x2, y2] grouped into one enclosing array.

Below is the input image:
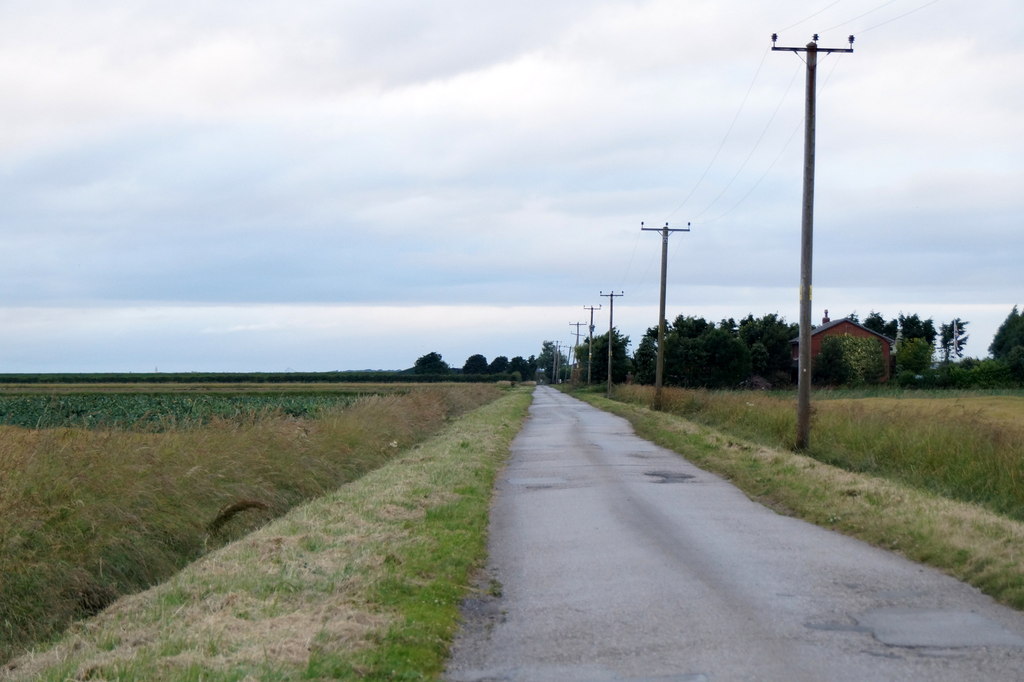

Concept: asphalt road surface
[[444, 386, 1024, 681]]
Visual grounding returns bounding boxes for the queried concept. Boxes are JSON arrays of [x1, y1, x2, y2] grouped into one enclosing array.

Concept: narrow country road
[[444, 386, 1024, 682]]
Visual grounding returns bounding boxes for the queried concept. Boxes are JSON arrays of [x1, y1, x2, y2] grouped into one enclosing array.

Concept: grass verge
[[611, 385, 1024, 520], [0, 384, 502, 666], [574, 390, 1024, 611], [1, 387, 532, 681]]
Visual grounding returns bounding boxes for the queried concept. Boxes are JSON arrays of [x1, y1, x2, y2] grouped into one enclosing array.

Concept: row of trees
[[407, 306, 1023, 389], [991, 306, 1024, 365], [857, 308, 1024, 388], [935, 305, 1024, 388], [559, 313, 800, 389], [633, 313, 797, 388], [411, 351, 539, 380], [559, 307, 1024, 390]]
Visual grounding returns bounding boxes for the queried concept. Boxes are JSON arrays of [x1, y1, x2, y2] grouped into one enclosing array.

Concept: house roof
[[789, 317, 896, 345]]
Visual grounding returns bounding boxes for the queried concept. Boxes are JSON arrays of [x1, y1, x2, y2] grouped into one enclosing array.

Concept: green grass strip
[[2, 388, 532, 681]]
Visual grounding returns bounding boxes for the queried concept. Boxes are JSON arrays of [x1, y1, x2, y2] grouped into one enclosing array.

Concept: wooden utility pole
[[552, 342, 563, 384], [583, 305, 601, 385], [569, 322, 585, 382], [600, 291, 624, 396], [642, 221, 690, 410], [772, 33, 853, 450]]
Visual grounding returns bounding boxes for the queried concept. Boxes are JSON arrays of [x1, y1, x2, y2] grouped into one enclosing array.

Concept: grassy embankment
[[0, 383, 514, 672], [577, 385, 1024, 609]]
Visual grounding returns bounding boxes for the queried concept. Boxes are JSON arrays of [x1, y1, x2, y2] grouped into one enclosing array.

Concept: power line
[[660, 3, 851, 225], [691, 59, 802, 222], [659, 2, 938, 243], [700, 54, 844, 227], [819, 0, 942, 35], [698, 119, 801, 227], [857, 0, 943, 35], [822, 0, 899, 32], [663, 45, 807, 230], [617, 227, 647, 294], [664, 47, 772, 223], [778, 0, 846, 33]]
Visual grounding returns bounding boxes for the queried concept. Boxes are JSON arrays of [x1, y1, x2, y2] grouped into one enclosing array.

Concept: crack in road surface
[[445, 387, 1024, 681]]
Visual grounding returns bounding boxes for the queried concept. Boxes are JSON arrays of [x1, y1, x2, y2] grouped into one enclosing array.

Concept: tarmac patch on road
[[644, 470, 696, 484], [856, 608, 1024, 648]]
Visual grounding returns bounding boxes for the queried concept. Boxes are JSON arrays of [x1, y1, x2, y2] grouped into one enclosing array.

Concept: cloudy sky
[[1, 0, 1020, 372]]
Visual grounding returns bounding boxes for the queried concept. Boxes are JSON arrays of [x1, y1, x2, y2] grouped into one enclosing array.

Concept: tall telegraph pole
[[599, 291, 624, 396], [772, 32, 854, 450], [642, 221, 690, 411], [551, 342, 562, 384], [583, 305, 601, 385], [569, 322, 585, 382]]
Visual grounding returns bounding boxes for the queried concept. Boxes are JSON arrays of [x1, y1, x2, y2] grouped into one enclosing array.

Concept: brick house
[[790, 311, 896, 382]]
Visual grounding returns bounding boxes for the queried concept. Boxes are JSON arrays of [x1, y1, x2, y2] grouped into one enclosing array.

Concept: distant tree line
[[571, 313, 800, 389], [928, 305, 1024, 389], [0, 371, 457, 384], [563, 306, 1024, 390], [857, 308, 1023, 388], [628, 313, 797, 389], [412, 351, 538, 382]]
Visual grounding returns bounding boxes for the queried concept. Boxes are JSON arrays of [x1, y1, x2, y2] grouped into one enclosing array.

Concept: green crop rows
[[0, 392, 362, 430]]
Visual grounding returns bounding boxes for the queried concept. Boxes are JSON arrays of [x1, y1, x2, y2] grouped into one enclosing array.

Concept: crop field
[[0, 382, 502, 665], [0, 385, 380, 430]]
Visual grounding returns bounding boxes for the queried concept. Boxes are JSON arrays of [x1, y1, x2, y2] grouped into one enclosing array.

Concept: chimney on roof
[[822, 309, 830, 324]]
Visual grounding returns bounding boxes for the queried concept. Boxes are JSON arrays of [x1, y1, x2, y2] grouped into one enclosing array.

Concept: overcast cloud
[[1, 0, 1020, 372]]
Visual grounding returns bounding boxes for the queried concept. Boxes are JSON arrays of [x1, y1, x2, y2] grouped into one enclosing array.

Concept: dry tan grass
[[0, 383, 503, 666], [0, 382, 401, 395], [819, 395, 1024, 434], [1, 387, 530, 681]]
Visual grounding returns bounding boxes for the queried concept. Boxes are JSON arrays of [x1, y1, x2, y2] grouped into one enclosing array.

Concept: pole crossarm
[[771, 32, 855, 54], [641, 221, 691, 238], [771, 46, 853, 54]]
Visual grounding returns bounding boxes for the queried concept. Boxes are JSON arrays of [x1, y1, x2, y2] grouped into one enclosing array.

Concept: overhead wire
[[777, 0, 846, 33], [821, 0, 900, 32], [701, 120, 802, 227], [690, 59, 802, 222], [562, 1, 945, 351], [700, 55, 845, 227], [669, 0, 941, 236], [627, 52, 777, 297], [660, 0, 855, 230], [667, 43, 850, 271], [662, 46, 771, 223], [819, 0, 943, 36], [616, 226, 650, 294], [611, 0, 941, 315], [855, 0, 943, 35]]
